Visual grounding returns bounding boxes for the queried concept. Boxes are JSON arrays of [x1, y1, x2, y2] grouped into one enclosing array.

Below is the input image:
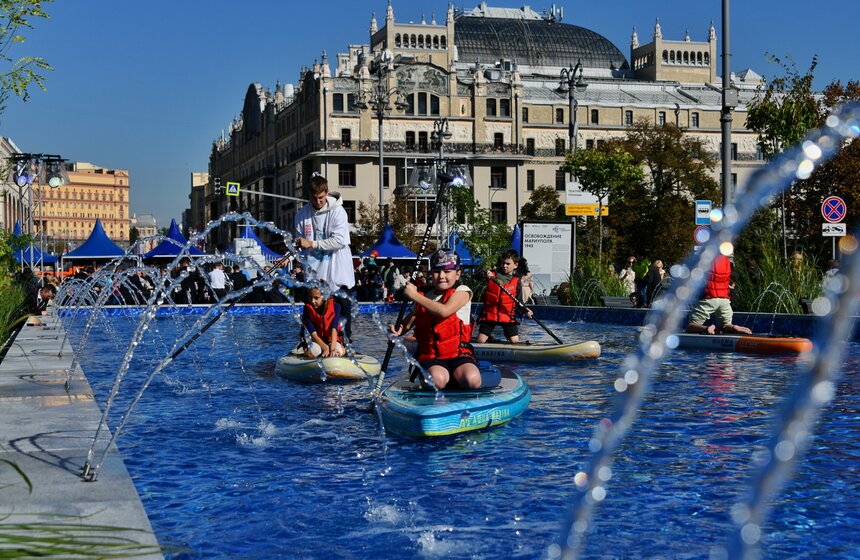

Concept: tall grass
[[0, 282, 27, 359], [733, 243, 823, 314], [558, 256, 628, 306]]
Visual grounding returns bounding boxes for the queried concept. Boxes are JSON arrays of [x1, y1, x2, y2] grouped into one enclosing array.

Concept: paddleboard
[[672, 333, 813, 354], [377, 364, 530, 437], [472, 340, 600, 362], [275, 352, 381, 383]]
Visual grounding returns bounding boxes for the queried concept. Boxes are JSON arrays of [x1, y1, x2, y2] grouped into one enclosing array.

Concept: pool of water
[[67, 313, 859, 559]]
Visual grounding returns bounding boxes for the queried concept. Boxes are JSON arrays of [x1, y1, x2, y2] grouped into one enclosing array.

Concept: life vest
[[414, 286, 474, 361], [704, 255, 732, 299], [304, 298, 343, 344], [483, 275, 519, 323]]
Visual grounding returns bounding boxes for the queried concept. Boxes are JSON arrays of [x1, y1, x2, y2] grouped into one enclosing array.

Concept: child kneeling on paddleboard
[[477, 250, 533, 344], [389, 249, 483, 390], [300, 286, 346, 357], [686, 254, 752, 335]]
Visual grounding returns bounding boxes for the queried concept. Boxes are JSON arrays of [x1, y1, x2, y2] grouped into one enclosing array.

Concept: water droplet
[[591, 486, 606, 501], [740, 522, 761, 544], [775, 440, 795, 462], [597, 466, 612, 481], [613, 378, 627, 392]]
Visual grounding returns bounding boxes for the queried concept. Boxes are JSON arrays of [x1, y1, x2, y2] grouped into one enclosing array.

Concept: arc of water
[[552, 103, 860, 560]]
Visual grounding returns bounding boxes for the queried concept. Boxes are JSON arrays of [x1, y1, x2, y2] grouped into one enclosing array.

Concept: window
[[418, 131, 429, 152], [418, 92, 427, 115], [625, 110, 633, 126], [494, 133, 504, 150], [555, 169, 566, 190], [430, 95, 440, 115], [405, 131, 416, 150], [522, 107, 529, 123], [719, 142, 739, 160], [490, 166, 507, 189], [405, 95, 414, 115], [499, 99, 510, 117], [342, 200, 356, 222], [338, 163, 356, 186], [333, 94, 344, 112], [555, 108, 564, 123], [347, 94, 356, 112], [486, 98, 497, 117], [383, 167, 390, 188], [527, 169, 535, 191], [591, 109, 599, 124], [491, 202, 507, 223], [526, 138, 535, 156], [691, 112, 699, 128], [555, 138, 566, 156], [755, 144, 764, 161], [341, 128, 351, 147], [658, 111, 666, 126]]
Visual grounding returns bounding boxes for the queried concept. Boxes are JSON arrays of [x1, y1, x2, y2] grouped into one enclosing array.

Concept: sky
[[2, 0, 857, 228]]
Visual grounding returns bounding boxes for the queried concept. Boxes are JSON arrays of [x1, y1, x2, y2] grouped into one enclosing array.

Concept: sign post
[[821, 195, 847, 260], [225, 182, 241, 197], [565, 183, 608, 270], [695, 200, 711, 225]]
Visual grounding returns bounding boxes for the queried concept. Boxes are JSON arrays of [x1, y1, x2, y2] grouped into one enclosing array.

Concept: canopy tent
[[63, 218, 127, 260], [226, 224, 283, 261], [510, 224, 522, 255], [359, 223, 417, 259], [142, 219, 206, 259], [447, 231, 480, 266], [11, 220, 58, 265]]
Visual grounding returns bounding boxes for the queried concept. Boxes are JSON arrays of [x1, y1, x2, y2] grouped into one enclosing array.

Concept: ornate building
[[40, 162, 131, 252], [206, 3, 765, 250]]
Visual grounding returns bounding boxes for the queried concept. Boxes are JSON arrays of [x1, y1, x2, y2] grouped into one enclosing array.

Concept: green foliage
[[556, 255, 627, 306], [518, 184, 563, 221], [0, 0, 53, 114], [449, 186, 511, 268], [732, 239, 822, 314]]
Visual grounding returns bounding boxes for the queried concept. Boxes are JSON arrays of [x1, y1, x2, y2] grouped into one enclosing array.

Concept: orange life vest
[[304, 298, 343, 344], [414, 286, 474, 361], [704, 255, 732, 299], [483, 275, 519, 323]]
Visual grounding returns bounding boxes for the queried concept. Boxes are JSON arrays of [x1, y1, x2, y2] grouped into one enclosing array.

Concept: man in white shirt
[[208, 262, 227, 300], [295, 174, 356, 337]]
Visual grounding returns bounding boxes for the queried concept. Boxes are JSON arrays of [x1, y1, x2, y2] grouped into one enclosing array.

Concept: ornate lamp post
[[558, 59, 588, 157], [431, 118, 453, 245], [353, 51, 412, 223]]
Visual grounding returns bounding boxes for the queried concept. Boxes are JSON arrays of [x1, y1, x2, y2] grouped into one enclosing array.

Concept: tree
[[562, 141, 644, 263], [0, 0, 52, 115], [449, 186, 511, 268], [745, 55, 821, 258], [518, 184, 563, 221]]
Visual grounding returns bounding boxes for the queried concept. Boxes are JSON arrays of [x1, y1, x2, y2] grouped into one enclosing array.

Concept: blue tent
[[510, 224, 522, 255], [360, 223, 417, 259], [143, 219, 206, 259], [227, 224, 283, 261], [64, 218, 127, 260], [447, 231, 480, 266], [11, 220, 58, 265]]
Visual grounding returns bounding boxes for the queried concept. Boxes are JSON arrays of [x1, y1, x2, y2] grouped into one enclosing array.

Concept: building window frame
[[338, 163, 356, 187], [490, 166, 507, 189]]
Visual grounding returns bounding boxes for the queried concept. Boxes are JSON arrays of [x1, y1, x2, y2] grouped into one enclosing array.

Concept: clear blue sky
[[2, 1, 856, 227]]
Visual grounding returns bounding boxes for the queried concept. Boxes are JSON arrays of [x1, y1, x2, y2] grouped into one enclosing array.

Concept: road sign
[[695, 200, 711, 225], [566, 204, 608, 216], [822, 223, 847, 237], [821, 196, 846, 223], [694, 225, 710, 244], [225, 182, 240, 196]]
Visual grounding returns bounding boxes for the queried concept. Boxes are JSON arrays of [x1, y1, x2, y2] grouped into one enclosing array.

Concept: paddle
[[369, 179, 450, 406], [486, 275, 564, 345]]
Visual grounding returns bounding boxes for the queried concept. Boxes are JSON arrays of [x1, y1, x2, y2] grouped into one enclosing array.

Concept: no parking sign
[[821, 196, 846, 223]]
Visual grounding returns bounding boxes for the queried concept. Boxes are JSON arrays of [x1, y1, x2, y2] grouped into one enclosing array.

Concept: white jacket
[[294, 192, 355, 291]]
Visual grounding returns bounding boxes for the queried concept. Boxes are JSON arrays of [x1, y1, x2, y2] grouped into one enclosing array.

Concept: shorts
[[689, 297, 733, 327], [478, 321, 519, 339], [414, 355, 479, 388]]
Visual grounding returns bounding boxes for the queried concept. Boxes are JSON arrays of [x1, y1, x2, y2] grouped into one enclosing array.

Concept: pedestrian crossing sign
[[225, 182, 240, 196]]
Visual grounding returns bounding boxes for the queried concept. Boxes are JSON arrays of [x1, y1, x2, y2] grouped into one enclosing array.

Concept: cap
[[430, 249, 460, 271], [370, 250, 378, 257]]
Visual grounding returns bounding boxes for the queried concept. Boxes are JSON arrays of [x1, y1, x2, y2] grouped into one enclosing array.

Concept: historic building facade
[[205, 3, 765, 250], [39, 162, 131, 252]]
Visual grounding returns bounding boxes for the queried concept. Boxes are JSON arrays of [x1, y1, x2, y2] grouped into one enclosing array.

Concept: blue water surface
[[67, 313, 859, 559]]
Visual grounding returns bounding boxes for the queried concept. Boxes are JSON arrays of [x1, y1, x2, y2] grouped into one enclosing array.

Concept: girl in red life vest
[[686, 254, 752, 335], [477, 249, 533, 344], [389, 249, 482, 390], [301, 287, 345, 357]]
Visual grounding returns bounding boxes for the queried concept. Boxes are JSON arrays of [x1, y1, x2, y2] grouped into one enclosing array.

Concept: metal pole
[[378, 107, 385, 224], [720, 0, 733, 207], [27, 174, 34, 268]]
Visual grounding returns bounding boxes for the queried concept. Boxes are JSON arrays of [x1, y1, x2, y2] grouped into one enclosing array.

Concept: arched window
[[418, 35, 424, 48], [704, 52, 710, 65], [683, 52, 689, 64], [433, 35, 439, 49], [440, 36, 446, 49], [697, 52, 702, 65], [662, 50, 668, 63], [425, 35, 431, 48], [395, 34, 401, 47], [669, 51, 675, 63], [410, 34, 417, 48]]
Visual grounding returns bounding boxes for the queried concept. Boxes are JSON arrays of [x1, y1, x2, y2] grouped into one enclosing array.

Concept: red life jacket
[[304, 298, 343, 344], [704, 255, 732, 299], [414, 286, 474, 361], [483, 275, 519, 323]]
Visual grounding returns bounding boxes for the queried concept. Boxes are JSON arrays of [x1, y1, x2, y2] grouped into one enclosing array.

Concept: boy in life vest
[[477, 250, 533, 344], [389, 249, 482, 390], [686, 253, 752, 335], [300, 286, 345, 357]]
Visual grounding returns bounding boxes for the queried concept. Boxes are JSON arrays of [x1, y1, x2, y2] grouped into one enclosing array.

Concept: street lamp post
[[558, 60, 588, 271], [431, 118, 453, 245], [353, 52, 412, 224]]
